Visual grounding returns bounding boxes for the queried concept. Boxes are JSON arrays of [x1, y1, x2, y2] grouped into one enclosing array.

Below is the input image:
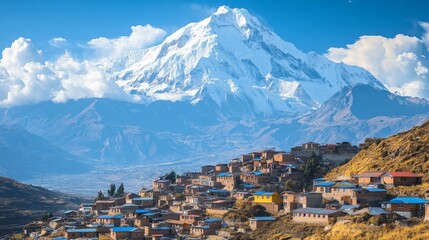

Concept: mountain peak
[[209, 5, 257, 30]]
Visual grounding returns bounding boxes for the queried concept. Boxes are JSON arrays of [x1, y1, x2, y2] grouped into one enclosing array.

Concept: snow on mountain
[[109, 6, 383, 115]]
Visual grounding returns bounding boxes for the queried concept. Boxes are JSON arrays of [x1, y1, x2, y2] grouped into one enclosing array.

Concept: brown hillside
[[325, 119, 429, 182]]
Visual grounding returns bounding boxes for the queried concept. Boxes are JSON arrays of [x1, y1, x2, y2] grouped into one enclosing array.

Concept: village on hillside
[[16, 141, 429, 239]]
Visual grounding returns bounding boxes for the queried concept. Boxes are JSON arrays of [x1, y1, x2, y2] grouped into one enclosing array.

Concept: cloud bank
[[326, 22, 429, 99], [0, 25, 166, 107]]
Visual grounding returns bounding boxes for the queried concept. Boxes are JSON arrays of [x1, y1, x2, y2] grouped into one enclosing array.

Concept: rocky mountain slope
[[325, 119, 429, 181], [0, 176, 84, 235]]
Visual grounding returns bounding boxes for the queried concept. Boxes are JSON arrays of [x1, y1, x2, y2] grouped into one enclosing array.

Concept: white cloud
[[49, 37, 67, 48], [88, 24, 166, 58], [326, 30, 429, 99]]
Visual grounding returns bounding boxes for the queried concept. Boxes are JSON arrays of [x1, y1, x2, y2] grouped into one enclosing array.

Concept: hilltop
[[0, 176, 84, 235], [325, 119, 429, 182]]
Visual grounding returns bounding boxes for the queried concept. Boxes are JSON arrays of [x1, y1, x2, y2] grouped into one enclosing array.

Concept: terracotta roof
[[385, 172, 422, 177]]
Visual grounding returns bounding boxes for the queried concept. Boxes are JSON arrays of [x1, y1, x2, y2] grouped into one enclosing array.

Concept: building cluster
[[20, 143, 429, 239]]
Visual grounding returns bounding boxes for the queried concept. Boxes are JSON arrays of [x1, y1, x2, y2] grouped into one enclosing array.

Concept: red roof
[[385, 172, 422, 178]]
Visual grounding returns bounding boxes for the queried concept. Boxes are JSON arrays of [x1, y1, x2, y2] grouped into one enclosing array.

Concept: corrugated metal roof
[[292, 208, 340, 215], [387, 197, 427, 204], [112, 227, 140, 232], [250, 216, 276, 221], [67, 228, 97, 233]]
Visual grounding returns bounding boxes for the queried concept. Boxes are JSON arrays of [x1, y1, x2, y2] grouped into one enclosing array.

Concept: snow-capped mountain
[[0, 6, 428, 192], [109, 6, 383, 115]]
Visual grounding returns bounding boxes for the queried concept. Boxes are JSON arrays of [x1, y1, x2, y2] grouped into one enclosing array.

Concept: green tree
[[115, 183, 125, 197], [165, 171, 177, 183], [94, 190, 105, 202], [107, 183, 116, 197], [303, 152, 319, 181]]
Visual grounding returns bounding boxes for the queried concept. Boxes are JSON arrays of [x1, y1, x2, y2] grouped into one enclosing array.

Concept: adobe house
[[145, 226, 172, 237], [207, 188, 230, 197], [313, 180, 336, 193], [110, 227, 144, 240], [202, 218, 223, 229], [352, 171, 384, 185], [350, 188, 387, 205], [215, 173, 238, 191], [201, 165, 216, 175], [249, 216, 276, 230], [93, 200, 116, 213], [66, 228, 97, 239], [228, 160, 242, 174], [283, 192, 322, 213], [215, 163, 228, 173], [153, 179, 172, 192], [382, 196, 428, 218], [292, 208, 345, 225], [273, 153, 295, 164], [190, 225, 216, 237], [382, 172, 422, 186], [240, 171, 269, 186], [108, 203, 140, 215], [131, 197, 155, 208], [232, 191, 251, 200], [96, 215, 121, 226], [164, 219, 194, 234]]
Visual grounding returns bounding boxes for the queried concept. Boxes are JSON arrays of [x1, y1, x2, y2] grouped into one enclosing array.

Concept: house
[[351, 188, 387, 206], [201, 165, 216, 175], [110, 227, 144, 240], [313, 181, 336, 193], [202, 218, 223, 229], [249, 216, 276, 230], [228, 160, 242, 173], [292, 208, 344, 225], [240, 171, 269, 185], [318, 181, 359, 204], [131, 197, 155, 208], [283, 192, 322, 213], [253, 191, 282, 213], [382, 197, 428, 218], [382, 172, 422, 186], [207, 188, 230, 197], [232, 191, 251, 200], [65, 228, 97, 239], [190, 225, 216, 237], [96, 215, 121, 226], [216, 173, 237, 191], [164, 219, 194, 234], [153, 179, 172, 192], [215, 163, 228, 173], [93, 200, 116, 213], [109, 203, 140, 215], [145, 226, 172, 237], [352, 171, 384, 185], [273, 153, 295, 164]]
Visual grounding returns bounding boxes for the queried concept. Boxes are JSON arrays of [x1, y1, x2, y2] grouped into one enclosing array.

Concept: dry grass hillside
[[325, 120, 429, 182]]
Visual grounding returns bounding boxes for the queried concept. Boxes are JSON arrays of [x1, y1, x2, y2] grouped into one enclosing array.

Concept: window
[[304, 213, 306, 217], [398, 204, 404, 208]]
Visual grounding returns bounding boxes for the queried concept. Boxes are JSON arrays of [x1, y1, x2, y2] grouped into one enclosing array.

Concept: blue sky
[[1, 0, 428, 53], [0, 0, 428, 106]]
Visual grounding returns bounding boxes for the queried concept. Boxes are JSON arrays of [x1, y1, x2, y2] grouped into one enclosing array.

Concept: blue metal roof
[[254, 191, 277, 196], [314, 181, 335, 187], [340, 204, 360, 210], [250, 216, 276, 221], [204, 218, 222, 222], [98, 214, 121, 219], [135, 209, 151, 214], [314, 178, 325, 181], [363, 188, 386, 192], [133, 197, 153, 201], [112, 227, 139, 232], [250, 171, 263, 175], [207, 189, 230, 193], [67, 228, 97, 233], [387, 197, 428, 204], [216, 173, 233, 177], [292, 208, 340, 215], [152, 226, 170, 230]]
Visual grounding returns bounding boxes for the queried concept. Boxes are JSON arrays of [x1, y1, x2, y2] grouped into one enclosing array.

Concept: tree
[[41, 212, 53, 223], [108, 183, 116, 197], [303, 152, 320, 181], [115, 183, 125, 197], [94, 190, 105, 202], [165, 171, 177, 183]]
